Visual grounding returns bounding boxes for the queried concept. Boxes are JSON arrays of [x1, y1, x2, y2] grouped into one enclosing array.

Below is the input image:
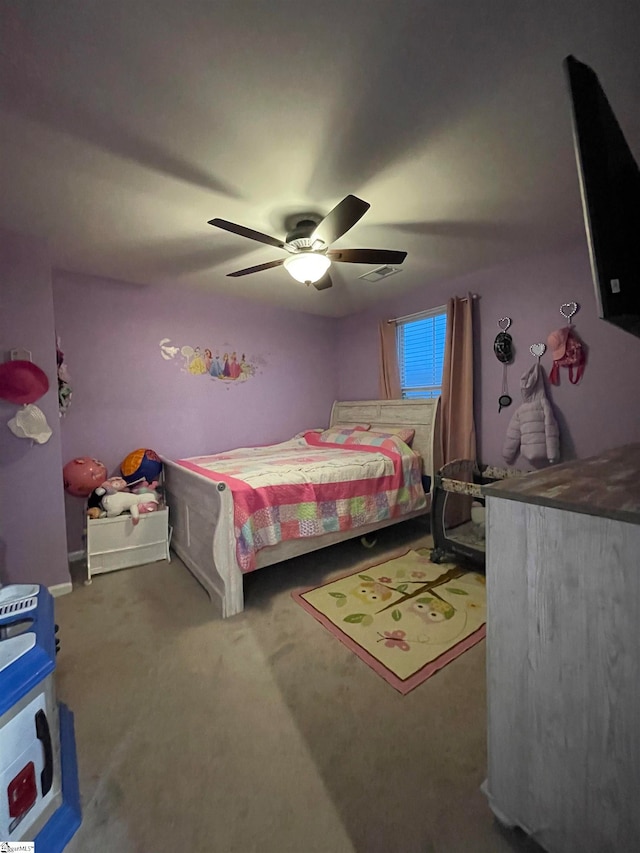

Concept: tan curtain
[[440, 294, 476, 464], [378, 320, 401, 399], [439, 294, 477, 529]]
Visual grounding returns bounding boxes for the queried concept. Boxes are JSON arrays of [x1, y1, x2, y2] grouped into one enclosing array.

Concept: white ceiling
[[2, 0, 639, 317]]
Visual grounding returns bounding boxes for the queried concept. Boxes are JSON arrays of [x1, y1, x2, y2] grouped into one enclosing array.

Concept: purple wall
[[0, 228, 70, 588], [53, 271, 340, 551], [2, 228, 635, 573], [337, 244, 640, 467]]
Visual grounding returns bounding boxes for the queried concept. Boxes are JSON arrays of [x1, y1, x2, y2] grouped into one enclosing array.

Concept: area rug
[[293, 548, 486, 694]]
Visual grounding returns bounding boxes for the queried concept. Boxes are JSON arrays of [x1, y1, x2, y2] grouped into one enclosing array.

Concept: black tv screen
[[564, 55, 640, 339]]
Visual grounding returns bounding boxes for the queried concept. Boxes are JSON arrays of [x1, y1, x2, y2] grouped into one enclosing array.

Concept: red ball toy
[[63, 457, 108, 498]]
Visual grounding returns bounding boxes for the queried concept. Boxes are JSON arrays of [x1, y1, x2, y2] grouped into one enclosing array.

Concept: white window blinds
[[396, 308, 447, 399]]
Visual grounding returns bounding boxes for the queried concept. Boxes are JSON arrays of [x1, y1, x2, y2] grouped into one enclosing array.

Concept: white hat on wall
[[8, 404, 53, 444]]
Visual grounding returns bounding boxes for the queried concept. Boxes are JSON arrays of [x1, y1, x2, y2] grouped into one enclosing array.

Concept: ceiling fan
[[208, 194, 407, 291]]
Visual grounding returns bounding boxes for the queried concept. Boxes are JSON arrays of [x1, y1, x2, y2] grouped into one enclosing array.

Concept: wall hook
[[530, 343, 546, 361], [497, 317, 511, 332], [560, 302, 579, 324]]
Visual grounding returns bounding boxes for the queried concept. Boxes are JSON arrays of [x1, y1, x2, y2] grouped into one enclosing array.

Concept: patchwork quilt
[[176, 428, 426, 573]]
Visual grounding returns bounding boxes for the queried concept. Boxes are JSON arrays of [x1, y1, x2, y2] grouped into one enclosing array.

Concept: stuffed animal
[[132, 480, 159, 495], [86, 477, 130, 518], [101, 491, 155, 524], [102, 476, 128, 493], [131, 481, 161, 516], [86, 477, 161, 522]]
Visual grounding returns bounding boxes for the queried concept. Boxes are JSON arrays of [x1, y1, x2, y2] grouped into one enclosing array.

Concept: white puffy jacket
[[502, 362, 560, 464]]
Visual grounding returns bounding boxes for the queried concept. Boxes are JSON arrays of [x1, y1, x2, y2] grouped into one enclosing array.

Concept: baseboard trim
[[49, 582, 73, 598], [68, 550, 85, 563]]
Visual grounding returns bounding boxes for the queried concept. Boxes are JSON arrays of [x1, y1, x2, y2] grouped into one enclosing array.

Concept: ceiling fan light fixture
[[283, 253, 331, 284], [209, 195, 406, 287]]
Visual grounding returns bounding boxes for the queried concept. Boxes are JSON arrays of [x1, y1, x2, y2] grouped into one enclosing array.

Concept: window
[[396, 307, 447, 399]]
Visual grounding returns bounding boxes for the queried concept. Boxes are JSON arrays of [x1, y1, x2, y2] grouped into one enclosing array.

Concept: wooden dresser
[[482, 444, 640, 853]]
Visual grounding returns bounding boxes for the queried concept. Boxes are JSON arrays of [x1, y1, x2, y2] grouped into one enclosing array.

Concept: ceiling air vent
[[359, 265, 402, 282]]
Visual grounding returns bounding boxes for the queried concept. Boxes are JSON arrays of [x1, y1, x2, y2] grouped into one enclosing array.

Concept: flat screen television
[[564, 55, 640, 339]]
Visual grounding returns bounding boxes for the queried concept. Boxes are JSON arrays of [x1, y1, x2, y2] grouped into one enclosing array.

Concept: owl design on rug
[[408, 596, 455, 623], [351, 581, 393, 605]]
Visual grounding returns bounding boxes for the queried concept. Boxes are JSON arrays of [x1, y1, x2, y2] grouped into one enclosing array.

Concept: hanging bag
[[547, 326, 586, 385]]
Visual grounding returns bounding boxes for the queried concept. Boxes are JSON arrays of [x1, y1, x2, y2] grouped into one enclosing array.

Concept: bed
[[162, 397, 442, 617]]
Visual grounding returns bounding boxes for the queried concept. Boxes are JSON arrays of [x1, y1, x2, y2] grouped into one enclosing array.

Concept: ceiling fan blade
[[311, 195, 370, 247], [312, 273, 333, 291], [209, 218, 286, 250], [327, 248, 407, 265], [227, 259, 285, 277]]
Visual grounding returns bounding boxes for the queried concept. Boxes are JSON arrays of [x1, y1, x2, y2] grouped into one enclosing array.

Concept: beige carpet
[[55, 520, 541, 853]]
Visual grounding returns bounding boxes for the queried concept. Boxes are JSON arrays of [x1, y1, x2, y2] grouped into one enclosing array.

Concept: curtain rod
[[387, 293, 479, 324]]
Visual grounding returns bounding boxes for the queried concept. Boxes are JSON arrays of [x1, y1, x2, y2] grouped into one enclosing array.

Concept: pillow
[[317, 427, 372, 444], [369, 427, 415, 446], [320, 429, 416, 456], [331, 423, 370, 430]]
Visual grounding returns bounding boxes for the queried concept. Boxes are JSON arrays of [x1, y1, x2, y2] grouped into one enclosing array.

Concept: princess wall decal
[[159, 338, 264, 385]]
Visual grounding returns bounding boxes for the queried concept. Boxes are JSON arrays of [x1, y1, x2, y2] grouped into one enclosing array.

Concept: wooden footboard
[[162, 457, 245, 617]]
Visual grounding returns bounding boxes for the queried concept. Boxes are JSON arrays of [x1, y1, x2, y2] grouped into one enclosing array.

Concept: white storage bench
[[86, 507, 171, 581]]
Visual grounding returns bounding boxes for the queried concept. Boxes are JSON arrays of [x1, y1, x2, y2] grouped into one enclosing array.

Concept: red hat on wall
[[0, 360, 50, 405]]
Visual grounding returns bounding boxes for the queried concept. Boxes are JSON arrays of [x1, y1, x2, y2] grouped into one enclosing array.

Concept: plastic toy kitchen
[[0, 583, 81, 850]]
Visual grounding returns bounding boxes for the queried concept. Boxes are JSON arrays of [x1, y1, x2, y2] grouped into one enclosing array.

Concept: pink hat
[[547, 327, 571, 361], [0, 360, 49, 405]]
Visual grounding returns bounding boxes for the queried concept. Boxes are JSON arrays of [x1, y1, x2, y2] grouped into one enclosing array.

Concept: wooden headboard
[[329, 397, 442, 486]]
